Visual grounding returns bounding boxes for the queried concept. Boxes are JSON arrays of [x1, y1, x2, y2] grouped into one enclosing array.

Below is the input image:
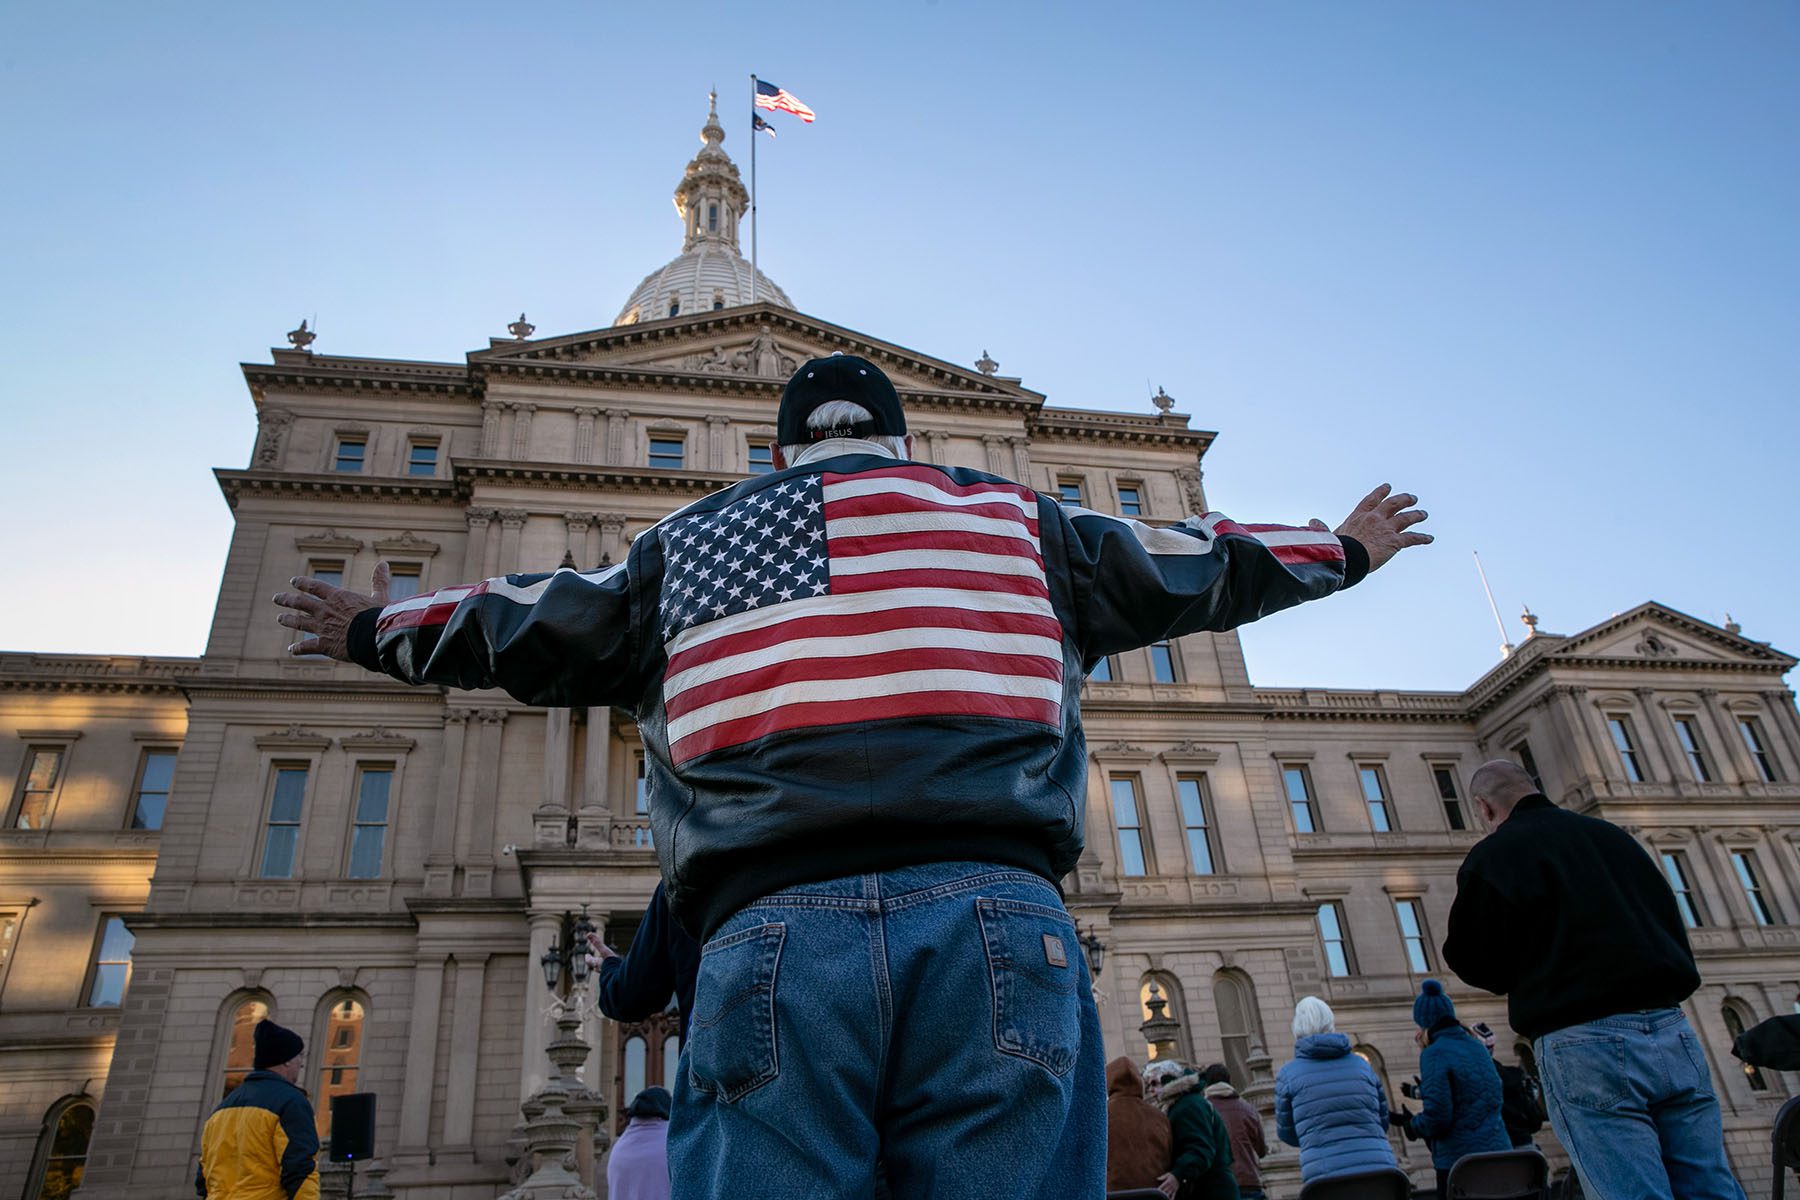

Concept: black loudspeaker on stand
[[329, 1092, 377, 1198]]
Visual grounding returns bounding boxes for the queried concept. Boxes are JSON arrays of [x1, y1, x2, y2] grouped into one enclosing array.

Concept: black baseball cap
[[777, 354, 907, 444]]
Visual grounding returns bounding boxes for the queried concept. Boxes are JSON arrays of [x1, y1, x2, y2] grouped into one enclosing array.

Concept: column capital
[[498, 508, 529, 528], [476, 707, 509, 725], [572, 406, 601, 419], [443, 709, 473, 727], [599, 512, 629, 532], [605, 407, 631, 419], [563, 511, 594, 531], [705, 413, 731, 426], [466, 506, 499, 529]]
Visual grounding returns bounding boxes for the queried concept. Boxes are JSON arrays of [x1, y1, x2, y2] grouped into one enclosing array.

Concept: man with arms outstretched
[[275, 354, 1429, 1200]]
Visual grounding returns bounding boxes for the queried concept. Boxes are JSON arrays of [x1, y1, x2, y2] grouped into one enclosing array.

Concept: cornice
[[0, 654, 201, 695], [126, 911, 422, 930], [215, 469, 459, 509], [182, 677, 448, 701], [453, 459, 739, 497], [1028, 409, 1215, 450], [244, 355, 473, 400]]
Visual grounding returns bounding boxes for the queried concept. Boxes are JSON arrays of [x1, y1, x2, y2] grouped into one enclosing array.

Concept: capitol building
[[4, 96, 1799, 1199]]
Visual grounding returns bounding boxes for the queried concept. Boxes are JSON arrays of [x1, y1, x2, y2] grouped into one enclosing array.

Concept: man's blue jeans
[[1535, 1008, 1745, 1200], [668, 861, 1105, 1199]]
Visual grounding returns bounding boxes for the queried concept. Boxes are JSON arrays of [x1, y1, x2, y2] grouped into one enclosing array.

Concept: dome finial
[[701, 89, 725, 148]]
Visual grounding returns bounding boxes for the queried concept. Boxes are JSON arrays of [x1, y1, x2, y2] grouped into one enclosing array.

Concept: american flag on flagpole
[[657, 465, 1062, 764], [754, 78, 816, 123]]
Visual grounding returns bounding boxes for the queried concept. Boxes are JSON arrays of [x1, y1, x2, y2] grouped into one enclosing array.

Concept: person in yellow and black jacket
[[195, 1019, 319, 1199]]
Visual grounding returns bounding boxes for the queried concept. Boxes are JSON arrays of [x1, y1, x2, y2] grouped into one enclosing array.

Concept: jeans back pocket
[[688, 921, 785, 1102], [976, 897, 1081, 1077]]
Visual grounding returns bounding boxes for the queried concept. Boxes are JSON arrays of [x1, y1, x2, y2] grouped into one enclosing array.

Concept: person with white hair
[[1274, 997, 1399, 1186]]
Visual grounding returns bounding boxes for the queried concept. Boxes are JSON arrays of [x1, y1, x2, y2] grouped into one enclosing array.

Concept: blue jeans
[[668, 861, 1106, 1199], [1535, 1008, 1745, 1200]]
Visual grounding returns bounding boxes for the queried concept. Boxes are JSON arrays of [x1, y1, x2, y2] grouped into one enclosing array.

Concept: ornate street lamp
[[540, 906, 599, 995], [1078, 924, 1106, 980]]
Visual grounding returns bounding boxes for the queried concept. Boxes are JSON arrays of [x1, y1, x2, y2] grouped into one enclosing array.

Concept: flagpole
[[749, 73, 759, 305]]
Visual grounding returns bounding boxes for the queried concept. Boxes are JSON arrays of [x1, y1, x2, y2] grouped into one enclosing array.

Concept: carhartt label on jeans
[[1043, 934, 1067, 967]]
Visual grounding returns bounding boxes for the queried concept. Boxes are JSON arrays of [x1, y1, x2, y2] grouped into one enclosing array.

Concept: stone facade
[[4, 107, 1800, 1200]]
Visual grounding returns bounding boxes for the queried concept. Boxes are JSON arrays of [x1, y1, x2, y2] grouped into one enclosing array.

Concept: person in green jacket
[[1143, 1059, 1240, 1200]]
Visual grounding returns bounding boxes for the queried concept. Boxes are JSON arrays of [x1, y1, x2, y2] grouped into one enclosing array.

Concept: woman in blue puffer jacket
[[1275, 996, 1399, 1185], [1400, 980, 1510, 1198]]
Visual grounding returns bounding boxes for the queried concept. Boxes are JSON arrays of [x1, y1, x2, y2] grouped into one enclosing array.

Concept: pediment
[[470, 303, 1041, 402], [1551, 603, 1795, 669]]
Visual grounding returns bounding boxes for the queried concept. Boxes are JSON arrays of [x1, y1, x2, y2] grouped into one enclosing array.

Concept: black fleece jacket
[[1443, 795, 1700, 1038]]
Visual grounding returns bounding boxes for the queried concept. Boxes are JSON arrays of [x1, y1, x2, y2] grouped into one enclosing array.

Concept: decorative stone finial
[[508, 313, 535, 340], [286, 319, 316, 352], [1726, 613, 1742, 635], [559, 549, 577, 569], [975, 350, 999, 376], [1152, 386, 1175, 414], [1521, 605, 1539, 636]]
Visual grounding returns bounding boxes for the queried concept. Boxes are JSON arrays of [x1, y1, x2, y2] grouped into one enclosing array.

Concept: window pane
[[223, 999, 269, 1097], [1662, 853, 1701, 929], [316, 999, 364, 1136], [334, 440, 365, 472], [269, 769, 307, 823], [1359, 767, 1392, 832], [624, 1035, 647, 1101], [88, 962, 128, 1007], [1150, 643, 1176, 683], [1177, 779, 1206, 829], [16, 747, 63, 828], [664, 1034, 682, 1087], [1609, 718, 1645, 782], [308, 561, 345, 589], [1058, 481, 1083, 505], [407, 442, 438, 475], [97, 916, 134, 961], [1117, 830, 1147, 877], [649, 439, 685, 469], [1087, 656, 1112, 682], [354, 770, 392, 824], [1433, 767, 1467, 831], [139, 749, 176, 794], [1119, 487, 1141, 516], [26, 747, 63, 791], [1512, 741, 1544, 792], [1110, 779, 1140, 829], [347, 826, 386, 879], [1284, 767, 1316, 833], [1178, 778, 1214, 875], [748, 443, 773, 474], [387, 567, 421, 601], [635, 757, 649, 815], [260, 826, 298, 878], [1741, 719, 1778, 782]]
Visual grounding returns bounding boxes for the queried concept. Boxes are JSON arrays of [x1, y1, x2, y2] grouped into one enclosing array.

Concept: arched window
[[24, 1096, 95, 1200], [708, 203, 718, 232], [1722, 1001, 1767, 1091], [1213, 970, 1266, 1089], [668, 297, 680, 318], [220, 994, 272, 1099], [313, 994, 367, 1137], [1352, 1043, 1397, 1116], [1137, 971, 1192, 1063], [663, 1032, 682, 1090], [623, 1034, 647, 1102]]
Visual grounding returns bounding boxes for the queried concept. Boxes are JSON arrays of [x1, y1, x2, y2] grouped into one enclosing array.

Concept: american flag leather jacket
[[349, 450, 1366, 938]]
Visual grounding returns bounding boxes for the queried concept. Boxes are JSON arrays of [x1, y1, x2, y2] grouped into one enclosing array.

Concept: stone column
[[425, 709, 470, 896], [1761, 689, 1800, 779], [1708, 692, 1761, 781], [1635, 687, 1684, 783], [462, 709, 507, 896], [396, 956, 447, 1152], [1694, 689, 1744, 785], [441, 953, 490, 1155], [599, 513, 629, 565], [511, 403, 537, 460], [573, 407, 600, 464], [706, 413, 731, 471], [605, 408, 630, 466], [1009, 435, 1031, 480], [1549, 685, 1607, 786], [497, 510, 529, 578], [579, 707, 613, 848], [521, 911, 563, 1100], [924, 430, 949, 465], [1573, 687, 1622, 784], [464, 508, 497, 583], [563, 512, 593, 571], [480, 401, 508, 457], [982, 434, 1007, 476], [537, 707, 573, 847]]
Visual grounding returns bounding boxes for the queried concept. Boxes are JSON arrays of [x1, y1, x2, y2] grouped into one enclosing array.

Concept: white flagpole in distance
[[749, 74, 759, 305]]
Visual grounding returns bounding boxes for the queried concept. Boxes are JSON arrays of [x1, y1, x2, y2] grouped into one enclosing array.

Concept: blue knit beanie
[[1412, 979, 1456, 1028]]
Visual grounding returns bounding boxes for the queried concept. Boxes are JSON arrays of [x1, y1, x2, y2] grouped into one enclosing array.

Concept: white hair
[[778, 400, 908, 463], [1293, 995, 1336, 1039]]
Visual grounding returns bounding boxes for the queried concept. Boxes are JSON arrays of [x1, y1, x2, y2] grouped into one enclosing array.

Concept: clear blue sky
[[2, 3, 1796, 691]]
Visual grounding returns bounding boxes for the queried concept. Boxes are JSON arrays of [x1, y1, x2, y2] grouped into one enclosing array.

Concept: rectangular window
[[87, 916, 135, 1007], [1176, 776, 1217, 875], [386, 563, 422, 601], [1395, 899, 1431, 973], [130, 748, 177, 831], [634, 755, 653, 848], [0, 910, 17, 997], [11, 746, 64, 829], [1087, 656, 1115, 683], [1609, 717, 1646, 782], [1740, 717, 1780, 782], [1732, 850, 1777, 925], [648, 438, 686, 470], [307, 560, 345, 589], [346, 766, 392, 879], [1057, 478, 1084, 505], [406, 440, 438, 476], [1149, 641, 1177, 684], [259, 766, 309, 878], [1358, 764, 1394, 832], [333, 437, 366, 473], [1511, 739, 1545, 793], [1118, 486, 1142, 517], [1283, 765, 1319, 833], [747, 442, 774, 474], [1432, 766, 1467, 831], [1672, 717, 1712, 783], [1317, 902, 1355, 977], [1661, 852, 1703, 929], [1110, 776, 1148, 877]]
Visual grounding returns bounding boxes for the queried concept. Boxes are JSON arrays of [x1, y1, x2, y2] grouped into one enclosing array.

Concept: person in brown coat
[[1108, 1056, 1173, 1192], [1202, 1064, 1269, 1200]]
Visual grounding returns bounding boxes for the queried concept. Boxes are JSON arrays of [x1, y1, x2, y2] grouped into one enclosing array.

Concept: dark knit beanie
[[1201, 1063, 1231, 1086], [252, 1019, 305, 1070], [625, 1086, 672, 1120], [1412, 979, 1457, 1029]]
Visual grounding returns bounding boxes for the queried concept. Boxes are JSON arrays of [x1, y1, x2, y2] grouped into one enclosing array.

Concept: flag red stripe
[[831, 568, 1050, 598], [1270, 542, 1346, 564], [824, 465, 1038, 505], [828, 529, 1044, 563], [377, 582, 490, 635], [671, 690, 1059, 763], [824, 491, 1040, 530], [666, 648, 1063, 720], [667, 606, 1063, 674]]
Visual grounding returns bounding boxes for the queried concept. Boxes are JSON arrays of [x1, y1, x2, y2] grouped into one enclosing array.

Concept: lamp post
[[540, 906, 598, 997]]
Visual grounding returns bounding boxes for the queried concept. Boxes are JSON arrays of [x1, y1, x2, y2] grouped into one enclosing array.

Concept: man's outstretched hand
[[273, 561, 391, 661], [1315, 484, 1432, 574]]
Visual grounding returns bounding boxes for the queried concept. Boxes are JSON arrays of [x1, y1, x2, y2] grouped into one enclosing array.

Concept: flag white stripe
[[828, 548, 1045, 579], [382, 585, 476, 616], [825, 510, 1041, 545], [666, 585, 1056, 652], [665, 626, 1062, 700], [823, 474, 1037, 517], [667, 669, 1063, 745]]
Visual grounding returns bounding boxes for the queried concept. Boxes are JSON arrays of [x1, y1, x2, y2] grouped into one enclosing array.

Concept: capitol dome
[[615, 93, 791, 325]]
